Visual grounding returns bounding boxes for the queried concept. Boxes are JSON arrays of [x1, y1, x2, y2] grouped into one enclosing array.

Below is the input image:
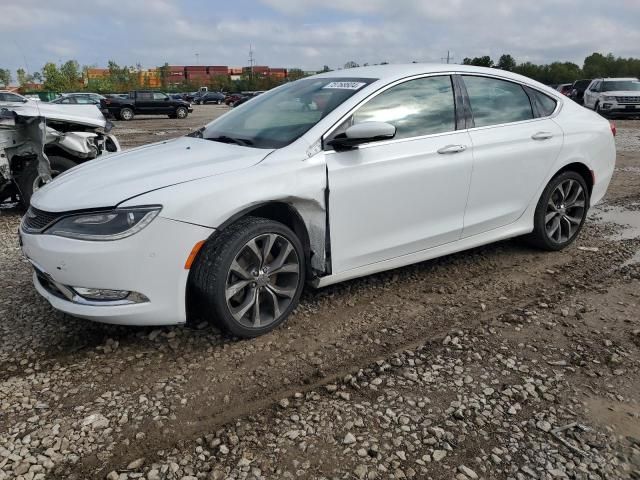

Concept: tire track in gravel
[[71, 220, 640, 476]]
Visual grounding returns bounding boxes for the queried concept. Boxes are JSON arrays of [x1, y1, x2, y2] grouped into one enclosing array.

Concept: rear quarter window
[[531, 90, 557, 117]]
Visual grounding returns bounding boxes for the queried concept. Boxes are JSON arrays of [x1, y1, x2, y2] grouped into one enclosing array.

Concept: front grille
[[22, 207, 65, 233], [616, 96, 640, 104]]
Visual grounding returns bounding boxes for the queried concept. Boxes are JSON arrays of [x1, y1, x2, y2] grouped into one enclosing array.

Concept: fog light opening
[[72, 287, 148, 303]]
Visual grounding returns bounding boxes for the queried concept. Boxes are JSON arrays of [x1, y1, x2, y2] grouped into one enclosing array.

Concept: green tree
[[158, 62, 170, 89], [343, 61, 359, 69], [497, 54, 516, 72], [463, 56, 494, 67], [0, 68, 12, 87], [287, 68, 306, 81]]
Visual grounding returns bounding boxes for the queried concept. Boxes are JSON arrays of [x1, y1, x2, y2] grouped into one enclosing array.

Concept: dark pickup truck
[[100, 91, 193, 121]]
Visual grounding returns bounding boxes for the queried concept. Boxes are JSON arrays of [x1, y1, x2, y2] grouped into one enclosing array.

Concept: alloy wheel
[[225, 233, 300, 329], [544, 179, 586, 243]]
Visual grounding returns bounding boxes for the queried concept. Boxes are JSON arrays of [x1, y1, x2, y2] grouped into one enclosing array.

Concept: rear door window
[[529, 90, 558, 117], [463, 76, 534, 127]]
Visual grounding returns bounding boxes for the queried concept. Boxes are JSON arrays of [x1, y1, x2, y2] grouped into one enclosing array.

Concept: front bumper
[[20, 216, 214, 326], [600, 104, 640, 117]]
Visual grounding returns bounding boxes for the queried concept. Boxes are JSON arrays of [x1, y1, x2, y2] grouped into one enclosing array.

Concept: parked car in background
[[224, 93, 244, 105], [1, 102, 120, 205], [21, 64, 615, 338], [100, 91, 193, 120], [556, 83, 572, 95], [583, 77, 640, 117], [0, 90, 30, 106], [568, 79, 592, 105], [51, 93, 106, 105], [195, 92, 225, 105]]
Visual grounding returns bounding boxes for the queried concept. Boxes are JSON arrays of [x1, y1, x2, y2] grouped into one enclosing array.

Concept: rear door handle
[[531, 132, 553, 140], [437, 144, 467, 154]]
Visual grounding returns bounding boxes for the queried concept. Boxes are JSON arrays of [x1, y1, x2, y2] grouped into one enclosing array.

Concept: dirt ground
[[0, 108, 639, 480]]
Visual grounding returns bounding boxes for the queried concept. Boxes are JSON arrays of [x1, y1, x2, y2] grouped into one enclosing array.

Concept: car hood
[[31, 136, 273, 212], [3, 102, 108, 128]]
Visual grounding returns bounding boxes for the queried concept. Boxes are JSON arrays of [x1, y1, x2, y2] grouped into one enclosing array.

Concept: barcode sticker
[[323, 81, 367, 90]]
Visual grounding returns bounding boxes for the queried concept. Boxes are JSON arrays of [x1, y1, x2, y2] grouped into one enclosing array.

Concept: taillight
[[610, 121, 616, 137]]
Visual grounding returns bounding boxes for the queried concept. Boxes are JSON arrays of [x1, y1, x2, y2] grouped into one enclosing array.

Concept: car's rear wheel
[[526, 171, 589, 251], [190, 217, 305, 338], [120, 107, 134, 121], [176, 107, 188, 119]]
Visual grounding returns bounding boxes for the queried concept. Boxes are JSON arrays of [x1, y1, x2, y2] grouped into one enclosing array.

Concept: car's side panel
[[325, 131, 474, 273], [462, 118, 564, 237]]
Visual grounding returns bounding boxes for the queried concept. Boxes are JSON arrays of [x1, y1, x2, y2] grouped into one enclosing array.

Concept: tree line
[[1, 52, 639, 93], [462, 52, 640, 85]]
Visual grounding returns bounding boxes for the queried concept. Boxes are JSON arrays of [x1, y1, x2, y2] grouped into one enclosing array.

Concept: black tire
[[190, 217, 305, 338], [175, 106, 188, 119], [119, 107, 134, 121], [525, 170, 590, 251], [18, 155, 77, 206]]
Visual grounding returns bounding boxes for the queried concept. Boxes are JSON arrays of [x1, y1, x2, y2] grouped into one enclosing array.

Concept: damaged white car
[[0, 102, 119, 205], [20, 65, 615, 338]]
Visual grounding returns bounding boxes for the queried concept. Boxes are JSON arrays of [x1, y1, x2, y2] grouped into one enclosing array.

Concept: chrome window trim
[[322, 70, 563, 152]]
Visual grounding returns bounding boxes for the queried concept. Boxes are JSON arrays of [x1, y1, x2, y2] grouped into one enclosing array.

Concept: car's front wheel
[[175, 106, 188, 119], [18, 155, 77, 206], [526, 171, 589, 250], [190, 217, 305, 338]]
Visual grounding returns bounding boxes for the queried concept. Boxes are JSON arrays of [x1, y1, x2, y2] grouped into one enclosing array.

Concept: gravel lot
[[1, 107, 639, 480]]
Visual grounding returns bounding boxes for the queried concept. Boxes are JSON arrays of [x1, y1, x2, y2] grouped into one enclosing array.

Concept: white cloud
[[0, 0, 638, 75]]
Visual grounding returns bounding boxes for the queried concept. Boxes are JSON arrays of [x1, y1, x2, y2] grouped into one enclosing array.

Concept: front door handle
[[531, 132, 553, 140], [437, 144, 467, 154]]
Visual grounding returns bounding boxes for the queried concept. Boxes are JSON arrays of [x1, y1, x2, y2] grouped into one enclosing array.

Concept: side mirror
[[327, 121, 396, 151]]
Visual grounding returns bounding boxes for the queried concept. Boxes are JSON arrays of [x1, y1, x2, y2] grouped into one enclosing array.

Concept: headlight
[[603, 96, 616, 102], [46, 206, 161, 241]]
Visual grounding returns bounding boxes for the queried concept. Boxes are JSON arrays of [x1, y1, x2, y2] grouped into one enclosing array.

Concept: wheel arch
[[184, 200, 318, 325], [553, 162, 594, 197]]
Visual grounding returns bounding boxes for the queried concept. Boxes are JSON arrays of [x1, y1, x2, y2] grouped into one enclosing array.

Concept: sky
[[2, 0, 639, 76]]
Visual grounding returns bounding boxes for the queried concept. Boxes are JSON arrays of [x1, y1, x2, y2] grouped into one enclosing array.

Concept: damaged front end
[[0, 103, 120, 206]]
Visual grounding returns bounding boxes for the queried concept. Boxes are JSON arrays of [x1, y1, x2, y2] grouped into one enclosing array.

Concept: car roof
[[313, 63, 556, 93], [597, 77, 639, 81]]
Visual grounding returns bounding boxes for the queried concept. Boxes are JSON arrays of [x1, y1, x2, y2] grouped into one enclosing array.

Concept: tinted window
[[0, 93, 22, 102], [74, 96, 93, 104], [531, 90, 557, 117], [464, 76, 533, 127], [153, 92, 168, 100], [350, 76, 456, 139], [602, 80, 640, 92], [138, 92, 153, 100], [60, 97, 75, 104]]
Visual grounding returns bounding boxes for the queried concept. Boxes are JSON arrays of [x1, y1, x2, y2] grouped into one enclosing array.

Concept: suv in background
[[556, 83, 572, 96], [583, 77, 640, 117], [568, 79, 592, 105]]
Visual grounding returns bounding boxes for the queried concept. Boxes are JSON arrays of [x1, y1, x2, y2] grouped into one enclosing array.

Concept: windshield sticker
[[323, 81, 367, 90]]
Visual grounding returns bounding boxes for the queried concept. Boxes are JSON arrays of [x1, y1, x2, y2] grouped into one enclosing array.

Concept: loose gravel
[[0, 116, 638, 480]]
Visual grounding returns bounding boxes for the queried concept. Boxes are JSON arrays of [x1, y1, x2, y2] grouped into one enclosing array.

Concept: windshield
[[602, 80, 640, 92], [201, 77, 376, 149]]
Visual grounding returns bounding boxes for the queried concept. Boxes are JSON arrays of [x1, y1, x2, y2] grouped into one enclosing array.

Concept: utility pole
[[248, 44, 255, 81], [441, 51, 453, 64]]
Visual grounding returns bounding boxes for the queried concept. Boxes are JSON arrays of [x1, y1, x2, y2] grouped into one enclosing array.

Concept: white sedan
[[20, 64, 616, 337]]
